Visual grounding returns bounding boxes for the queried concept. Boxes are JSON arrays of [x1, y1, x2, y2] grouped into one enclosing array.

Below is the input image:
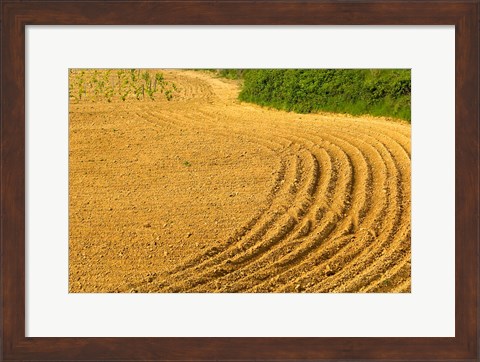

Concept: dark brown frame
[[1, 1, 478, 361]]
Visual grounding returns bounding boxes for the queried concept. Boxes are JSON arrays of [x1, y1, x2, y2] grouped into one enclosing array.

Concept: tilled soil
[[69, 70, 411, 293]]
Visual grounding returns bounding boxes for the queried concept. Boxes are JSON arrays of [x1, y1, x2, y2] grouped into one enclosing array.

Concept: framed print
[[27, 27, 451, 338], [1, 1, 478, 361]]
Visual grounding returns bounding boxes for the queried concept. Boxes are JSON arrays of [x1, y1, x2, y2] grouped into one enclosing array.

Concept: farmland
[[69, 69, 411, 293]]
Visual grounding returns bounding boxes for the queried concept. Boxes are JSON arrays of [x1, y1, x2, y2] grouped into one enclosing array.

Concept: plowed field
[[69, 70, 411, 293]]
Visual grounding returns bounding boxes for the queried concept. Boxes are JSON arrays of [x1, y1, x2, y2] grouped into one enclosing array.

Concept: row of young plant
[[211, 69, 411, 122], [69, 69, 177, 103]]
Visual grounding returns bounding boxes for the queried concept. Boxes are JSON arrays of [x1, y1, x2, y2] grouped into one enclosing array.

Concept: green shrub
[[236, 69, 410, 122]]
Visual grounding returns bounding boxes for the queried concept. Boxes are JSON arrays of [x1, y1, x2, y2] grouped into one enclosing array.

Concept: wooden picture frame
[[1, 1, 478, 361]]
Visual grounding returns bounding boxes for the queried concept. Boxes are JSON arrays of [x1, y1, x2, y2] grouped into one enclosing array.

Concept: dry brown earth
[[69, 70, 411, 293]]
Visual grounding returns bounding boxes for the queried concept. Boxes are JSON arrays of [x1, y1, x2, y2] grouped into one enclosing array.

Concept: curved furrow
[[391, 278, 411, 293], [227, 163, 357, 290], [332, 230, 410, 293], [189, 147, 333, 292], [310, 118, 411, 161], [333, 137, 410, 291], [361, 250, 411, 292], [223, 132, 374, 293], [301, 182, 399, 289], [249, 130, 389, 293], [327, 138, 411, 292], [355, 123, 411, 160], [156, 149, 307, 291], [166, 145, 324, 292], [204, 135, 359, 291], [370, 131, 411, 171], [380, 131, 411, 159], [382, 122, 411, 140], [335, 128, 411, 226], [267, 128, 393, 292], [297, 134, 408, 292], [359, 118, 411, 139]]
